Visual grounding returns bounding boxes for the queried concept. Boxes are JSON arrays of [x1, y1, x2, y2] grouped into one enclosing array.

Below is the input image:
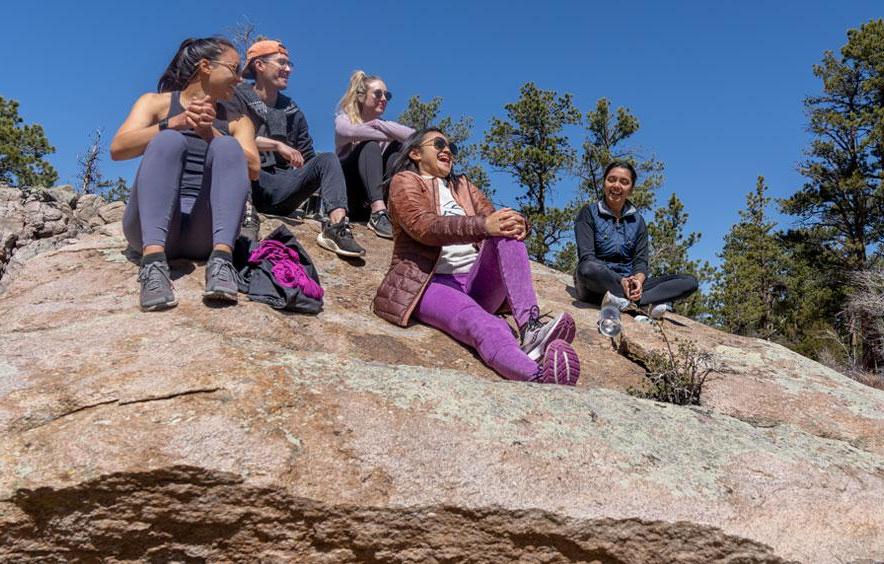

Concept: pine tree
[[781, 19, 884, 369], [576, 98, 664, 212], [481, 82, 581, 264], [399, 96, 490, 196], [647, 193, 712, 318], [0, 97, 58, 187], [712, 177, 788, 339], [77, 128, 130, 202]]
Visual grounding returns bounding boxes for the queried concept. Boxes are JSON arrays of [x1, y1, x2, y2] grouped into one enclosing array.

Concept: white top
[[431, 177, 479, 275]]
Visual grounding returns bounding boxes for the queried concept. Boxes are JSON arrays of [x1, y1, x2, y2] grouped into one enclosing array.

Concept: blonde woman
[[334, 70, 414, 238]]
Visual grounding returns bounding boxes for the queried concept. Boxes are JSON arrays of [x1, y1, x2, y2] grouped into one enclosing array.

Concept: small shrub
[[628, 323, 715, 405]]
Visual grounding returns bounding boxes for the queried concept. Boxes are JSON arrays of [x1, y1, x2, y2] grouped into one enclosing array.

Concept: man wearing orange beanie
[[226, 40, 366, 259]]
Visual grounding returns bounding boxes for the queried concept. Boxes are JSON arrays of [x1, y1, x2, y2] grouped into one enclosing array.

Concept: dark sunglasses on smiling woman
[[371, 89, 393, 101], [421, 137, 458, 157]]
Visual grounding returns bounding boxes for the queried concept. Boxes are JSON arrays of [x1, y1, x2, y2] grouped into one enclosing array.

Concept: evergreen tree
[[712, 177, 788, 339], [77, 128, 130, 202], [398, 95, 490, 197], [647, 193, 712, 318], [0, 97, 58, 187], [781, 19, 884, 369], [481, 82, 581, 264], [576, 98, 664, 212]]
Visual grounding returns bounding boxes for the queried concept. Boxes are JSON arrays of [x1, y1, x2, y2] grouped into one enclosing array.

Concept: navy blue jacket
[[574, 200, 649, 278]]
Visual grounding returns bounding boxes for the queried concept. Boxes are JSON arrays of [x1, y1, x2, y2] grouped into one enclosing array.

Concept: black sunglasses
[[422, 136, 458, 157], [371, 89, 393, 101]]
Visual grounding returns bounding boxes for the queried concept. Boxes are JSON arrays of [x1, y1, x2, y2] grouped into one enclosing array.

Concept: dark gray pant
[[340, 140, 401, 221], [252, 152, 348, 216], [575, 260, 698, 306], [123, 131, 249, 259]]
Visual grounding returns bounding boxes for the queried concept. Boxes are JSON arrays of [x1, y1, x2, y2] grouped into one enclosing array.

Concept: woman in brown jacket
[[373, 128, 581, 385]]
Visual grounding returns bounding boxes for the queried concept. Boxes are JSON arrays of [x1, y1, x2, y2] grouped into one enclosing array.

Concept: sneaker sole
[[141, 298, 178, 312], [202, 289, 239, 302], [317, 232, 366, 258], [367, 221, 394, 239], [525, 313, 577, 361], [543, 341, 580, 386]]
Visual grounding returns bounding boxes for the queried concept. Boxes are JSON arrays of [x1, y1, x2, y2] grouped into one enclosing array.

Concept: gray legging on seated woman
[[575, 260, 698, 306], [123, 130, 249, 259]]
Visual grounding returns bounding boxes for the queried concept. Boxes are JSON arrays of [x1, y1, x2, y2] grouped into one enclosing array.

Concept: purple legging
[[414, 237, 540, 381], [123, 130, 249, 259]]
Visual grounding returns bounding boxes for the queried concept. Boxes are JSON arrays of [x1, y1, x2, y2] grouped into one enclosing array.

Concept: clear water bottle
[[598, 304, 622, 337]]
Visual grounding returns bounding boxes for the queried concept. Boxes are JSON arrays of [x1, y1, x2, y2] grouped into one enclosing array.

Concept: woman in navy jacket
[[573, 161, 697, 309]]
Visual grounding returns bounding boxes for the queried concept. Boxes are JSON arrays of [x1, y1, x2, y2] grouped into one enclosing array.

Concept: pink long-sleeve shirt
[[334, 112, 415, 158]]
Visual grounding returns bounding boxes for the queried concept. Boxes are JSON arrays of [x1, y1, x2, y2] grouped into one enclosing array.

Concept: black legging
[[339, 140, 402, 221], [575, 260, 698, 306]]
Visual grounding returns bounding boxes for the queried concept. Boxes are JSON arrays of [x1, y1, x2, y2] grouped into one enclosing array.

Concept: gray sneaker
[[520, 308, 576, 361], [602, 290, 631, 311], [138, 261, 177, 311], [203, 256, 241, 302], [368, 210, 394, 239], [317, 218, 366, 258]]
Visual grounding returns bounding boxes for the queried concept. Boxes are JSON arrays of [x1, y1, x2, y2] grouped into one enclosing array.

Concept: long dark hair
[[157, 37, 236, 93], [384, 128, 460, 188]]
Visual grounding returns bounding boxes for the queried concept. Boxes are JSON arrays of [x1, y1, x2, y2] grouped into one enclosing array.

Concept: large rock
[[0, 218, 882, 563]]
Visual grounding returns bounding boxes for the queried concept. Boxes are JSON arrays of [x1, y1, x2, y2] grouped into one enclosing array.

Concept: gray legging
[[123, 130, 249, 259], [575, 260, 698, 306], [252, 152, 348, 216]]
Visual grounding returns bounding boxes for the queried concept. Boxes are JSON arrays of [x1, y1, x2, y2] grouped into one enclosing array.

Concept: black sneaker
[[138, 261, 177, 311], [317, 218, 366, 258], [368, 210, 394, 239], [203, 256, 241, 302]]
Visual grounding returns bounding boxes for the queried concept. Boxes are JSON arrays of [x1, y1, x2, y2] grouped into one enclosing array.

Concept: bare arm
[[110, 93, 186, 160], [230, 115, 261, 181]]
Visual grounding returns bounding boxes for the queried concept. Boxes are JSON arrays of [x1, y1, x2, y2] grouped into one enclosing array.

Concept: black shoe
[[368, 210, 394, 239], [317, 217, 366, 258]]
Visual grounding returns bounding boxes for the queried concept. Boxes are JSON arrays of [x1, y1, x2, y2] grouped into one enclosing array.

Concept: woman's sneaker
[[368, 210, 394, 239], [520, 309, 576, 361], [533, 339, 580, 386], [138, 261, 177, 311], [203, 256, 241, 302], [602, 290, 631, 311], [649, 302, 672, 319], [317, 218, 367, 258]]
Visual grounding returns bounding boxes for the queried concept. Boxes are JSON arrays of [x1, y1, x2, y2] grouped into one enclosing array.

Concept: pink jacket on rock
[[372, 171, 495, 327]]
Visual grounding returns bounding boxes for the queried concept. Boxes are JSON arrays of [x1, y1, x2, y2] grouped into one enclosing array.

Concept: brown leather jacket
[[373, 171, 495, 326]]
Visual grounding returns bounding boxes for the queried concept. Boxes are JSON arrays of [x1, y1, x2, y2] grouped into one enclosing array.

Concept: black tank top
[[166, 92, 231, 199]]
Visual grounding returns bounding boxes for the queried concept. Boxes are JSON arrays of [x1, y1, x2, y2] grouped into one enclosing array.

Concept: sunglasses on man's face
[[371, 89, 393, 101], [422, 137, 458, 157]]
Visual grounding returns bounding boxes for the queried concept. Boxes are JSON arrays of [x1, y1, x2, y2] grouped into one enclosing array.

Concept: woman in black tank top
[[111, 37, 260, 311]]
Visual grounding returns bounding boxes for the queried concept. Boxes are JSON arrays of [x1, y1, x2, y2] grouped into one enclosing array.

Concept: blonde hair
[[337, 70, 383, 124]]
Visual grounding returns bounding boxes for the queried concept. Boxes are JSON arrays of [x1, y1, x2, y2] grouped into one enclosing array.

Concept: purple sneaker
[[533, 339, 580, 386], [520, 310, 577, 361]]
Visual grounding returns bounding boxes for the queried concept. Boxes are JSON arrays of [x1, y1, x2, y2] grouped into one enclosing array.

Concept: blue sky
[[2, 1, 881, 266]]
